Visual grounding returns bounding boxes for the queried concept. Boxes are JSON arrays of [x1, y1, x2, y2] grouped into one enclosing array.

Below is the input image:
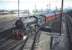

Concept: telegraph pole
[[60, 0, 64, 35], [60, 0, 64, 16], [18, 0, 20, 18]]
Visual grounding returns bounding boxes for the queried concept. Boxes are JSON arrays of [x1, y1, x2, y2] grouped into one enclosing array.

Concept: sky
[[0, 0, 72, 11]]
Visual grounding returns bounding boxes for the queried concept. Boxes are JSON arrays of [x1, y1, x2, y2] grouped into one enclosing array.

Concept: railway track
[[0, 27, 40, 50]]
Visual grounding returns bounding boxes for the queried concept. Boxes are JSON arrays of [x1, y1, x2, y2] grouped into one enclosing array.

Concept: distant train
[[0, 10, 9, 15], [45, 12, 61, 22], [34, 12, 62, 26]]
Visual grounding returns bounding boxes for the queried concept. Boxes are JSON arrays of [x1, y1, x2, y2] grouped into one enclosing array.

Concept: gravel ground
[[35, 31, 51, 50]]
